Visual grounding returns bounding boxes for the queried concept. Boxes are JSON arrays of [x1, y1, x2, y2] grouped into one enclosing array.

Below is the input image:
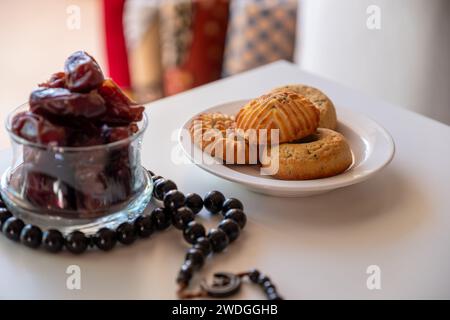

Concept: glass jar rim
[[5, 103, 148, 152]]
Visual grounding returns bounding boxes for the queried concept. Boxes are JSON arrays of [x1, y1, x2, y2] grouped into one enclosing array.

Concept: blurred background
[[0, 0, 449, 148]]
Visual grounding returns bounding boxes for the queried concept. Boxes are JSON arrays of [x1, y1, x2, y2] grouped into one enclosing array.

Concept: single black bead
[[184, 193, 203, 214], [2, 217, 25, 242], [218, 219, 240, 242], [258, 274, 271, 285], [267, 292, 283, 300], [42, 229, 64, 253], [153, 179, 177, 200], [265, 286, 277, 295], [152, 178, 164, 198], [65, 231, 88, 254], [207, 228, 229, 253], [116, 222, 136, 245], [193, 237, 212, 256], [94, 228, 117, 251], [163, 190, 185, 211], [0, 207, 12, 228], [224, 209, 247, 229], [150, 207, 172, 230], [264, 281, 277, 292], [203, 191, 225, 214], [222, 198, 244, 213], [185, 248, 205, 270], [177, 261, 194, 285], [134, 215, 154, 238], [183, 221, 206, 244], [20, 225, 42, 249], [147, 170, 155, 177], [151, 175, 163, 183], [248, 269, 260, 283], [172, 207, 195, 230]]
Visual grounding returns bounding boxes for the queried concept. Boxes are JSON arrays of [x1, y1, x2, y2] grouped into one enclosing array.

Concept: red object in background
[[164, 1, 229, 96], [103, 0, 131, 89]]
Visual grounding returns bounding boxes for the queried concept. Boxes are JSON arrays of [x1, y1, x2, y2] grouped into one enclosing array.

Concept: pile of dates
[[11, 51, 145, 216]]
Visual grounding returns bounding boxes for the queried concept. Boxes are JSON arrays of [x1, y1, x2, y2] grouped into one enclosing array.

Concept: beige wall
[[0, 0, 105, 149], [297, 0, 450, 125]]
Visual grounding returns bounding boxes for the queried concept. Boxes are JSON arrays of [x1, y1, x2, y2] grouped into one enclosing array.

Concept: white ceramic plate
[[178, 100, 395, 197]]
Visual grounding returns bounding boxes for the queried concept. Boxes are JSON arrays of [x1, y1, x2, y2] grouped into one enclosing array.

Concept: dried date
[[39, 72, 67, 89], [24, 171, 77, 210], [67, 126, 104, 147], [74, 166, 109, 213], [98, 79, 145, 125], [12, 112, 67, 145], [64, 51, 104, 92], [101, 123, 139, 143], [30, 88, 106, 119]]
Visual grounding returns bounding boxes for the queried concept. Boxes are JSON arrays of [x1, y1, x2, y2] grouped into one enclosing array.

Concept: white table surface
[[0, 61, 449, 299]]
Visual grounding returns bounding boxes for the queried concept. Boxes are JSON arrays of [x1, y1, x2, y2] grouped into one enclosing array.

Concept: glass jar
[[0, 104, 153, 234]]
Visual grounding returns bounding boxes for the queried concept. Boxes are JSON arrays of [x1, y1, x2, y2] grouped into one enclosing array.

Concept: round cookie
[[189, 112, 236, 149], [189, 112, 255, 164], [261, 128, 352, 180], [273, 84, 337, 130]]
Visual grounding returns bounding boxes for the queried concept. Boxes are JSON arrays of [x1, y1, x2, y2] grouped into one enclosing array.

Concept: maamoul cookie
[[273, 84, 337, 129], [236, 90, 320, 144], [189, 112, 236, 149], [261, 128, 352, 180], [189, 112, 255, 164]]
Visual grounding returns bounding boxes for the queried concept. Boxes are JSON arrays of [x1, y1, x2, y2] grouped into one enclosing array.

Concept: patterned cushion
[[223, 0, 297, 76]]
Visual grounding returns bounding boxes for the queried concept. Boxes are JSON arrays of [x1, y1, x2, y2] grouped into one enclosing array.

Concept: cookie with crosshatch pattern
[[189, 112, 254, 164]]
